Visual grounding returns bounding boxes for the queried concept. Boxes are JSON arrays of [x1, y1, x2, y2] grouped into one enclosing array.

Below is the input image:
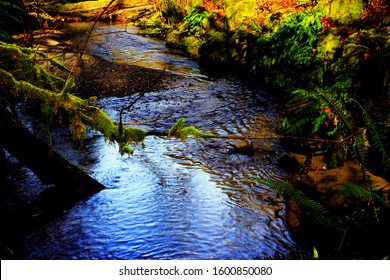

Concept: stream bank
[[278, 153, 390, 259]]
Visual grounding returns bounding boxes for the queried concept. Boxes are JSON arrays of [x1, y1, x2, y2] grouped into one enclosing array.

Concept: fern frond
[[311, 113, 328, 134], [314, 88, 369, 171], [326, 125, 338, 136], [292, 189, 341, 229], [282, 116, 313, 135], [337, 182, 388, 207], [350, 131, 369, 169], [256, 179, 341, 230], [348, 98, 390, 173]]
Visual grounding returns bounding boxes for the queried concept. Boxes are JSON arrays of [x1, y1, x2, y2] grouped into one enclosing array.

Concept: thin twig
[[67, 0, 116, 79], [119, 69, 166, 128], [125, 117, 164, 125]]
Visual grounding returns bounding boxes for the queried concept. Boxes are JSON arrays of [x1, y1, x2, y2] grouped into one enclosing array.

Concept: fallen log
[[0, 104, 105, 201]]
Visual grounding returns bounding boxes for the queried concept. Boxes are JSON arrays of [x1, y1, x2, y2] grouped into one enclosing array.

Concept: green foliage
[[283, 79, 390, 173], [224, 0, 257, 31], [336, 182, 389, 233], [313, 246, 319, 259], [257, 178, 342, 229], [317, 30, 341, 61], [256, 177, 389, 258], [168, 118, 216, 140], [198, 29, 229, 63], [337, 182, 388, 207], [284, 86, 377, 171], [167, 6, 210, 55], [181, 6, 210, 35], [227, 23, 259, 67], [0, 42, 69, 91], [0, 0, 22, 41], [161, 0, 193, 24], [119, 143, 133, 156], [250, 9, 324, 89], [0, 42, 146, 155]]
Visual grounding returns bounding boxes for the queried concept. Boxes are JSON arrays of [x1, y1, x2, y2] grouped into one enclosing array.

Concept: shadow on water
[[4, 23, 302, 259]]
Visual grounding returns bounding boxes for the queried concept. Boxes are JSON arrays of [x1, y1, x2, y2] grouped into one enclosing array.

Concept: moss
[[71, 114, 87, 144], [1, 43, 146, 155], [60, 77, 75, 96], [0, 69, 18, 96], [36, 66, 62, 92], [318, 0, 364, 24], [138, 21, 169, 38], [317, 29, 341, 61], [199, 29, 229, 63], [119, 143, 134, 156], [168, 118, 185, 138], [228, 22, 261, 68], [183, 35, 202, 57], [0, 42, 67, 92], [123, 126, 146, 143], [19, 55, 37, 82], [168, 118, 216, 140], [165, 29, 181, 47], [225, 0, 257, 31], [180, 126, 216, 139]]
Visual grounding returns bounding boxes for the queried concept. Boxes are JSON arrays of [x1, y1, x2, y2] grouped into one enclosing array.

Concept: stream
[[9, 23, 301, 259]]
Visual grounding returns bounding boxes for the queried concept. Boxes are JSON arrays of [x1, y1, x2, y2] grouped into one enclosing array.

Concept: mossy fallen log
[[0, 104, 105, 199]]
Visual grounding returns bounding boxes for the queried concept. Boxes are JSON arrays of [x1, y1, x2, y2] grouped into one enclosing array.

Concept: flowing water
[[10, 23, 301, 259]]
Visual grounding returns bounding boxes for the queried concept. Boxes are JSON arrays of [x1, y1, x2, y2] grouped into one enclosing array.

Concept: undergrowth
[[255, 178, 390, 259]]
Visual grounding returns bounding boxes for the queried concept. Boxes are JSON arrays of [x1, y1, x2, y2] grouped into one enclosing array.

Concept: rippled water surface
[[20, 23, 299, 259]]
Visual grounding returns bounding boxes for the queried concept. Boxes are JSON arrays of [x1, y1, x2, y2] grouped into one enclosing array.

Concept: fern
[[181, 6, 210, 35], [256, 179, 341, 230], [282, 86, 379, 177], [311, 113, 328, 135], [337, 182, 389, 228], [337, 182, 388, 207], [283, 88, 336, 136], [250, 9, 324, 88], [347, 98, 390, 174], [0, 1, 21, 23], [0, 0, 22, 41]]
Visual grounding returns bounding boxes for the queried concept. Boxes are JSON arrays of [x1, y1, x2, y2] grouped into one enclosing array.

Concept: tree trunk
[[0, 104, 105, 202]]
